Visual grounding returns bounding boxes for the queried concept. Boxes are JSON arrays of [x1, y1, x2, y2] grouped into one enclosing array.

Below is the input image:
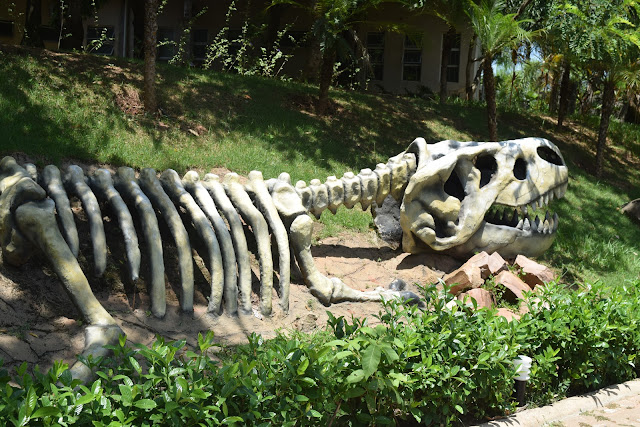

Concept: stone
[[372, 196, 403, 247], [458, 288, 495, 309], [487, 252, 508, 275], [495, 270, 532, 302], [621, 199, 640, 224], [444, 265, 484, 295], [514, 254, 556, 289], [464, 251, 491, 279], [496, 307, 520, 322]]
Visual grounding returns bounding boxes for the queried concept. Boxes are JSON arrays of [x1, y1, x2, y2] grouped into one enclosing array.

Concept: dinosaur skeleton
[[0, 137, 568, 381]]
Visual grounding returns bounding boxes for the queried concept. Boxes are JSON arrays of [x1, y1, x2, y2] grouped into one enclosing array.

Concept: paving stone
[[26, 332, 71, 357], [0, 335, 37, 363]]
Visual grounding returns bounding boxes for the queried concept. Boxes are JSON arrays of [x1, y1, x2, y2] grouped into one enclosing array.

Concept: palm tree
[[466, 0, 533, 140]]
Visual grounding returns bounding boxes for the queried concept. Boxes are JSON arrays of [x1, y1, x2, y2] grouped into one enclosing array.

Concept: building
[[1, 0, 480, 97]]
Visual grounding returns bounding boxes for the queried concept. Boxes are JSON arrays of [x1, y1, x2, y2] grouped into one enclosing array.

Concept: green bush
[[1, 281, 639, 425]]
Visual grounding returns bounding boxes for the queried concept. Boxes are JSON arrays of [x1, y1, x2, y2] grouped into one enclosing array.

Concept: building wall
[[1, 0, 480, 97], [0, 0, 58, 49]]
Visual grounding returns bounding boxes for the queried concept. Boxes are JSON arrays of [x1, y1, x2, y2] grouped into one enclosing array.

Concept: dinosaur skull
[[400, 137, 569, 258]]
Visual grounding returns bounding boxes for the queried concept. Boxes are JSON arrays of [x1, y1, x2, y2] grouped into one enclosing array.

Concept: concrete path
[[473, 379, 640, 427]]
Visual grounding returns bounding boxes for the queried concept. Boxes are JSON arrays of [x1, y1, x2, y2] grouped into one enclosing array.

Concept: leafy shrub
[[1, 281, 639, 425]]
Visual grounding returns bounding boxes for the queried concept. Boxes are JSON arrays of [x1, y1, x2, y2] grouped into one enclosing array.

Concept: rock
[[495, 270, 532, 302], [496, 307, 520, 322], [487, 252, 508, 275], [514, 255, 556, 289], [465, 251, 491, 279], [621, 199, 640, 224], [0, 335, 37, 363], [372, 196, 403, 247], [388, 278, 407, 291], [443, 265, 484, 295], [458, 288, 495, 309]]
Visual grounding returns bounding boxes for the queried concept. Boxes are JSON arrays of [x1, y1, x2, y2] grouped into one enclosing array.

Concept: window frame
[[445, 32, 462, 83], [366, 31, 385, 81], [402, 34, 422, 82]]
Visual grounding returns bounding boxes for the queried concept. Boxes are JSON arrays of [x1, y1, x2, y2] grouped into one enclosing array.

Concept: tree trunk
[[22, 0, 44, 47], [439, 27, 455, 105], [59, 0, 84, 51], [316, 46, 336, 115], [556, 61, 571, 129], [548, 69, 560, 114], [595, 79, 615, 178], [465, 33, 478, 101], [144, 0, 159, 113], [483, 57, 498, 141]]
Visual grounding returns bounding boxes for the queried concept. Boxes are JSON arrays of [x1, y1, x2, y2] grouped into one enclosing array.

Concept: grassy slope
[[1, 44, 639, 285]]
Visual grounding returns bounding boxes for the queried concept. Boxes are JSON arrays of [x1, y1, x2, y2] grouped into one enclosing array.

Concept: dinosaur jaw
[[460, 180, 568, 258]]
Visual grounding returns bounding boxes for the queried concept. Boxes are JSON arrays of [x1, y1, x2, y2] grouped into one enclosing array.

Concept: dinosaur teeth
[[501, 209, 511, 224], [510, 209, 519, 226], [516, 219, 524, 230], [542, 219, 550, 234], [523, 217, 531, 232], [553, 212, 559, 232]]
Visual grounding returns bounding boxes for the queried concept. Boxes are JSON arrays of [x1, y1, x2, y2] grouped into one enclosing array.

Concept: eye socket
[[474, 155, 497, 188], [444, 170, 465, 200], [537, 146, 564, 166], [513, 158, 527, 180]]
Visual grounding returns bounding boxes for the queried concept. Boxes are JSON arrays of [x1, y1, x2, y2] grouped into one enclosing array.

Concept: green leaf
[[31, 406, 61, 419], [222, 416, 245, 424], [346, 369, 365, 384], [325, 339, 347, 348], [76, 393, 95, 406], [134, 399, 157, 410], [129, 357, 142, 374], [297, 358, 309, 375], [344, 386, 366, 398], [335, 350, 353, 360], [362, 344, 382, 378], [25, 387, 37, 417], [455, 404, 464, 414], [380, 345, 399, 362]]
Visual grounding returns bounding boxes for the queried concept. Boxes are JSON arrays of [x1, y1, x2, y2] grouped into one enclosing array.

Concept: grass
[[1, 44, 640, 286]]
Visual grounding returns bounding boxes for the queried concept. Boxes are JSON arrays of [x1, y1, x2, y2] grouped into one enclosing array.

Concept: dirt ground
[[0, 229, 462, 374]]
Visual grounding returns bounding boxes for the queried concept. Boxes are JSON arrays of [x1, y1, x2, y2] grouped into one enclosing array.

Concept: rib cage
[[17, 152, 418, 318]]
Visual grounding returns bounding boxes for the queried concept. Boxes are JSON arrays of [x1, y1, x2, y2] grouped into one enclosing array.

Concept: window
[[403, 35, 422, 81], [157, 28, 176, 60], [445, 32, 461, 83], [0, 20, 14, 37], [86, 26, 115, 55], [193, 29, 208, 61], [366, 32, 384, 81]]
